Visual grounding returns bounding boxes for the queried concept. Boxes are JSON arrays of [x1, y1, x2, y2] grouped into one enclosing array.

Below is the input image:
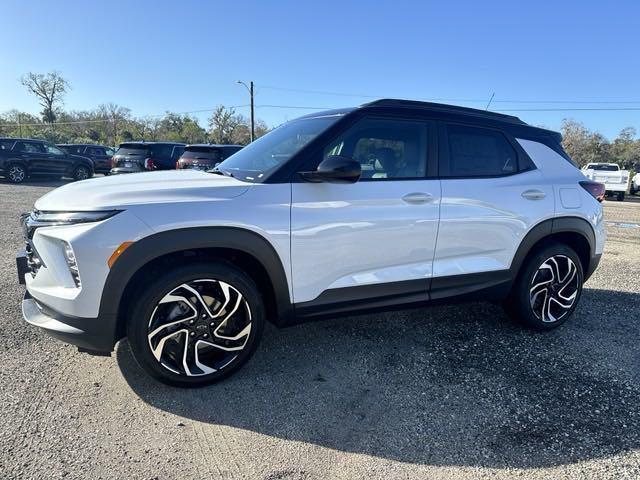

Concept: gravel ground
[[1, 179, 639, 480]]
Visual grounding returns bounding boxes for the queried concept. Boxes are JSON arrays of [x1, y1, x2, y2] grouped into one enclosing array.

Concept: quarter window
[[323, 118, 428, 179], [444, 125, 518, 177]]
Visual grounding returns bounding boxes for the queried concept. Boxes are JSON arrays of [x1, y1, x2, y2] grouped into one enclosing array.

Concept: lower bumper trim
[[22, 292, 117, 354]]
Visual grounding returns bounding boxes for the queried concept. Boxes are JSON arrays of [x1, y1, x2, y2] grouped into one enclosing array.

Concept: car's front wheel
[[506, 243, 584, 330], [127, 262, 265, 387]]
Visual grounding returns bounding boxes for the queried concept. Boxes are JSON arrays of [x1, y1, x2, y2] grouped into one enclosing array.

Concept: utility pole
[[237, 80, 255, 142]]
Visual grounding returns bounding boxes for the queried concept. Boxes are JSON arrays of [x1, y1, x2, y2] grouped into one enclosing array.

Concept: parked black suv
[[58, 144, 115, 175], [0, 138, 94, 184], [175, 144, 243, 170], [111, 142, 185, 174]]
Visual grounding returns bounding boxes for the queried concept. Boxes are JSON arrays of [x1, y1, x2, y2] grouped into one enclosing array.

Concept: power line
[[260, 84, 640, 105]]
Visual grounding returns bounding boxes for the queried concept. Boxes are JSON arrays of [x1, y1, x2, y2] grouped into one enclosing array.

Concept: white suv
[[17, 99, 606, 387]]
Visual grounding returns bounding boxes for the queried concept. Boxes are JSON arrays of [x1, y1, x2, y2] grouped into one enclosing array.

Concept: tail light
[[579, 180, 605, 202], [144, 158, 155, 170], [110, 157, 116, 168], [175, 161, 180, 169]]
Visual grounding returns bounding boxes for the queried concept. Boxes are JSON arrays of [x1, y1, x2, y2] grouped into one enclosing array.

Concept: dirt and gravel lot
[[1, 179, 639, 480]]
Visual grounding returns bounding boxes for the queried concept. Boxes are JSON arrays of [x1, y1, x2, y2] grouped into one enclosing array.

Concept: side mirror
[[300, 155, 361, 184]]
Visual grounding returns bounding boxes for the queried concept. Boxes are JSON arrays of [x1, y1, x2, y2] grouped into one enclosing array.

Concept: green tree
[[21, 72, 70, 125]]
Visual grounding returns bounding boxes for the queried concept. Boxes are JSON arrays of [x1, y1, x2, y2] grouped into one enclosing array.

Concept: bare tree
[[21, 72, 70, 125]]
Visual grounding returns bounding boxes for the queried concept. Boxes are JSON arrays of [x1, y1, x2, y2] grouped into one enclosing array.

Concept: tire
[[6, 163, 27, 184], [72, 165, 91, 181], [505, 243, 584, 331], [617, 192, 625, 201], [126, 261, 265, 387]]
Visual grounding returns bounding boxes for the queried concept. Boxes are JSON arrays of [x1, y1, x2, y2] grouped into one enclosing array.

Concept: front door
[[291, 116, 441, 309]]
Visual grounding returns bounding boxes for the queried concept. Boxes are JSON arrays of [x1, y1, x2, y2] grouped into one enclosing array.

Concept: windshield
[[215, 115, 342, 182], [589, 164, 619, 171]]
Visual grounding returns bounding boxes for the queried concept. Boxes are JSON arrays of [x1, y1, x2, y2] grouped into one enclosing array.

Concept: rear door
[[88, 146, 111, 171], [14, 141, 49, 174], [432, 122, 554, 293]]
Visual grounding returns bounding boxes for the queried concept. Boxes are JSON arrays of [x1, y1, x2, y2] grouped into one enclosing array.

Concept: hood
[[34, 170, 252, 211]]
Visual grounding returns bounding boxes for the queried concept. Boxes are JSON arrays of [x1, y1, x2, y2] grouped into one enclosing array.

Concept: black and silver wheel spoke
[[529, 255, 579, 323], [147, 279, 252, 376]]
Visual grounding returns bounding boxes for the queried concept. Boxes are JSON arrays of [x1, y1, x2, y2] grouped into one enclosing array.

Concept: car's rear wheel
[[617, 192, 625, 201], [73, 165, 91, 181], [506, 243, 584, 330], [6, 163, 27, 184], [127, 262, 265, 387]]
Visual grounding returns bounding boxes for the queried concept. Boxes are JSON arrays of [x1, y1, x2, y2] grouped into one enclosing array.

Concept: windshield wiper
[[208, 168, 234, 178]]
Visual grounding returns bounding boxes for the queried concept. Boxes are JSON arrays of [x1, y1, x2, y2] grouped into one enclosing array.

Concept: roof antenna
[[485, 92, 495, 110]]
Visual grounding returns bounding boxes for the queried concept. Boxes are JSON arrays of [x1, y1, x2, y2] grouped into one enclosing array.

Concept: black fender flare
[[509, 216, 596, 278], [98, 226, 293, 333]]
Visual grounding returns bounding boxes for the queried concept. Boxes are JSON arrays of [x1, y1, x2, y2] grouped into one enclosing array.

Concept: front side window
[[45, 144, 65, 156], [322, 117, 428, 179], [444, 125, 518, 177], [216, 115, 342, 182]]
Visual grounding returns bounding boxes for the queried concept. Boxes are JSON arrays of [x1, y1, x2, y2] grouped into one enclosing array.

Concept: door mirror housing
[[300, 155, 361, 184]]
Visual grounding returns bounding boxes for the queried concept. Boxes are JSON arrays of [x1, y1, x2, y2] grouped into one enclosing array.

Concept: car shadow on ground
[[0, 177, 68, 188], [117, 288, 640, 469]]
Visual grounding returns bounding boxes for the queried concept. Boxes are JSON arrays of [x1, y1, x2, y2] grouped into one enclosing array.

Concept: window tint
[[45, 144, 65, 155], [89, 147, 106, 156], [588, 164, 619, 171], [182, 147, 221, 161], [16, 142, 45, 153], [150, 144, 173, 158], [445, 125, 518, 177], [0, 140, 14, 150], [323, 118, 428, 179], [172, 146, 185, 159]]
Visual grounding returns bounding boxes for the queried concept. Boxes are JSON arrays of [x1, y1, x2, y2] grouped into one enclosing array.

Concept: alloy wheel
[[75, 167, 89, 180], [8, 165, 25, 183], [529, 255, 580, 323], [147, 279, 252, 376]]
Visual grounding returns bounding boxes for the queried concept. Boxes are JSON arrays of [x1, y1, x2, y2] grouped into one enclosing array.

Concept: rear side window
[[443, 125, 518, 177], [15, 142, 45, 153], [0, 140, 14, 150]]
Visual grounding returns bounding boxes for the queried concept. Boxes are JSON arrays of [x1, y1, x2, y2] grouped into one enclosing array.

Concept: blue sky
[[1, 0, 639, 139]]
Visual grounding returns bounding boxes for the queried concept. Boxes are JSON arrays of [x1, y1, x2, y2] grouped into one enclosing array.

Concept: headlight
[[62, 241, 81, 288], [28, 210, 121, 225]]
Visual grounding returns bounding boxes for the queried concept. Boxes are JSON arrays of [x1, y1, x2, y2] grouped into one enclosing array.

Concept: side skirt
[[289, 270, 512, 326]]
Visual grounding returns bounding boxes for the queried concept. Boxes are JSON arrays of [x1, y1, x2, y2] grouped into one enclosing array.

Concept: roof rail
[[361, 98, 524, 124]]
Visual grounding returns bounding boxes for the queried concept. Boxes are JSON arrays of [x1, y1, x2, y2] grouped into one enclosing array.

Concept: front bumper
[[22, 291, 117, 354]]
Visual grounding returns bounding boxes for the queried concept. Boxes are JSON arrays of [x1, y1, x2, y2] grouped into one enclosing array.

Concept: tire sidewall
[[127, 262, 265, 387], [514, 243, 584, 330]]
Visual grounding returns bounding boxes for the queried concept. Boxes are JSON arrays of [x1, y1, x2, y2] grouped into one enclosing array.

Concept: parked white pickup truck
[[581, 163, 629, 201], [631, 172, 640, 195]]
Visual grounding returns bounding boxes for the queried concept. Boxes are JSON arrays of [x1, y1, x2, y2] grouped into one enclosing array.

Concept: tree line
[[2, 71, 639, 169], [0, 72, 269, 146]]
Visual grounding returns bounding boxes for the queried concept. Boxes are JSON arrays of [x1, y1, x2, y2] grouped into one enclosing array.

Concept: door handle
[[402, 192, 433, 204], [522, 189, 546, 200]]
